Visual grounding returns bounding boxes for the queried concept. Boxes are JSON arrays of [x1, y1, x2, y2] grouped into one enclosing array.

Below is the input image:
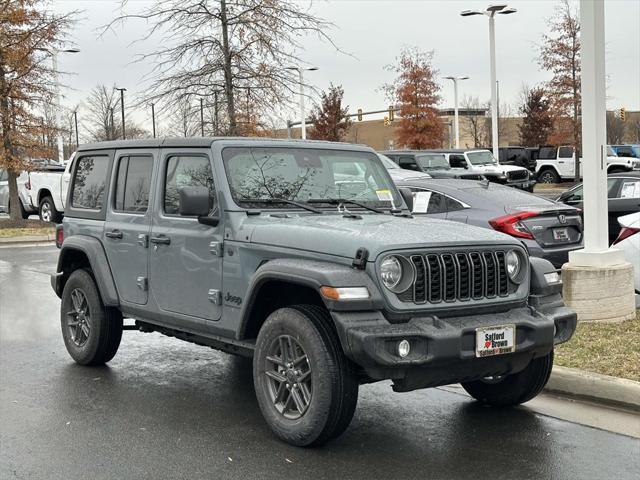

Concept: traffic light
[[388, 106, 395, 122], [357, 108, 363, 121], [383, 116, 390, 126], [620, 107, 626, 121]]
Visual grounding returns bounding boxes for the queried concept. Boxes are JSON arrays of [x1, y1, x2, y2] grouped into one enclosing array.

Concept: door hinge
[[209, 241, 223, 257], [208, 289, 222, 305], [137, 233, 149, 248], [136, 276, 148, 291]]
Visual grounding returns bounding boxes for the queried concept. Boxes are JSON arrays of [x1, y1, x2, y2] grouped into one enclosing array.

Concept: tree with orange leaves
[[0, 0, 74, 221], [383, 47, 443, 149], [539, 0, 581, 181], [308, 84, 352, 142]]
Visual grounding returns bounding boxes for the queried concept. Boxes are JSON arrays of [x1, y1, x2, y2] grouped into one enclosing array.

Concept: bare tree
[[606, 111, 626, 144], [168, 99, 199, 137], [106, 0, 337, 136], [461, 95, 488, 148], [84, 84, 147, 141]]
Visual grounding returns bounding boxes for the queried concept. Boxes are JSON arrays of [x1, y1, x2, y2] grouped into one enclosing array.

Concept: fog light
[[397, 339, 411, 358]]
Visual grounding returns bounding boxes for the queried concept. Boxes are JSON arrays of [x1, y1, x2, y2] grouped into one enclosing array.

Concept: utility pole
[[214, 91, 219, 135], [151, 103, 156, 138], [200, 98, 205, 136], [286, 66, 318, 139], [73, 110, 79, 148], [110, 108, 115, 140], [115, 87, 127, 139]]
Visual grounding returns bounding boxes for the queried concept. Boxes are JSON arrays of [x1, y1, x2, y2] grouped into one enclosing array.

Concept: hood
[[387, 169, 432, 181], [246, 213, 516, 260]]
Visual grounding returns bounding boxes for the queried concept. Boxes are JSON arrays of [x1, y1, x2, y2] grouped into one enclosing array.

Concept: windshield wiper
[[242, 198, 322, 213], [307, 198, 384, 213]]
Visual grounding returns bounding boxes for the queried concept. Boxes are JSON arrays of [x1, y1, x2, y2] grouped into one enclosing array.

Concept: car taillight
[[56, 225, 64, 248], [613, 226, 640, 245], [489, 211, 539, 240]]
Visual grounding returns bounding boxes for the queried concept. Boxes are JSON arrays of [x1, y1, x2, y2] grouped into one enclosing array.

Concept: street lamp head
[[114, 87, 127, 92], [487, 4, 508, 12], [498, 7, 517, 14], [458, 76, 470, 80], [306, 67, 319, 71], [460, 9, 484, 16], [62, 48, 80, 54]]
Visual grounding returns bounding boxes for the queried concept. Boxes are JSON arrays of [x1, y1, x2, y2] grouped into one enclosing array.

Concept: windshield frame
[[221, 146, 404, 211]]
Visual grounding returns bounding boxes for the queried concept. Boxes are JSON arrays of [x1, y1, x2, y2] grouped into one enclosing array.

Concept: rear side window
[[558, 146, 573, 158], [71, 155, 109, 210], [164, 155, 216, 215], [398, 156, 420, 171], [114, 156, 153, 213]]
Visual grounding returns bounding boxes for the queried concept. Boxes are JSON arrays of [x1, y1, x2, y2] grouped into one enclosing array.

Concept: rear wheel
[[253, 305, 359, 446], [461, 350, 554, 406], [537, 169, 560, 184], [61, 269, 123, 365], [39, 196, 62, 223]]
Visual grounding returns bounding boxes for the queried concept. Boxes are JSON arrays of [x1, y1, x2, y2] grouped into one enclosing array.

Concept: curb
[[0, 234, 55, 245], [545, 366, 640, 411]]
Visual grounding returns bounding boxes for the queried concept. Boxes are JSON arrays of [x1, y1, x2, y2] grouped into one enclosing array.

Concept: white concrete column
[[562, 0, 635, 322]]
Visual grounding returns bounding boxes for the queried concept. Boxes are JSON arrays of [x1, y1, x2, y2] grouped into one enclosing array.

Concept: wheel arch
[[38, 188, 53, 205], [52, 235, 119, 307], [237, 259, 384, 342]]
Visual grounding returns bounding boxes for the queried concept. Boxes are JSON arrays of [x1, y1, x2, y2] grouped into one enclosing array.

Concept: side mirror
[[179, 186, 219, 226], [398, 187, 413, 212]]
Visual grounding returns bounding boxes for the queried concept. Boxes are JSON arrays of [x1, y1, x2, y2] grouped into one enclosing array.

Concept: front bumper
[[331, 303, 576, 391], [507, 179, 536, 191]]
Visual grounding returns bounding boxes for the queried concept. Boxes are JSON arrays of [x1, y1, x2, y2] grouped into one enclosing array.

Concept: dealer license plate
[[475, 325, 515, 358], [553, 228, 569, 241]]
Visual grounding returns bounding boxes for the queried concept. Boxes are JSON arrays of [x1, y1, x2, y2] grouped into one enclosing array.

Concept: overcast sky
[[53, 0, 640, 134]]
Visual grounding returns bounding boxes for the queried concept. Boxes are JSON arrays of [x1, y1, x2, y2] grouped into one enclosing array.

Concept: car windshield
[[223, 147, 402, 209], [607, 146, 617, 157], [467, 151, 498, 165], [416, 154, 450, 170]]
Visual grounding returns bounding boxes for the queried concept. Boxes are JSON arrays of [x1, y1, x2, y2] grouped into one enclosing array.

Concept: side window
[[558, 146, 573, 158], [114, 156, 153, 213], [445, 196, 465, 212], [71, 155, 109, 210], [427, 193, 447, 214], [619, 180, 640, 199], [449, 155, 466, 168], [164, 155, 216, 215], [398, 156, 420, 171]]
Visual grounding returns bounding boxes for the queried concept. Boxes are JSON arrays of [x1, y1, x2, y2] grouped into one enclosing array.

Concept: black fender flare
[[237, 258, 384, 340], [52, 235, 119, 306]]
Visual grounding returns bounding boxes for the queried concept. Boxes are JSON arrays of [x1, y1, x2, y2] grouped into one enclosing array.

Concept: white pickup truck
[[22, 154, 74, 222], [535, 145, 640, 183]]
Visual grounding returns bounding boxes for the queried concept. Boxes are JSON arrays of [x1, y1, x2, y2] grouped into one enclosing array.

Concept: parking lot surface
[[1, 245, 639, 480]]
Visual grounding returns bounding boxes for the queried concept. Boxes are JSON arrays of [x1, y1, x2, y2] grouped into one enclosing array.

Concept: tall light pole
[[444, 75, 469, 148], [73, 110, 79, 148], [37, 48, 80, 162], [461, 4, 516, 158], [114, 87, 127, 139], [151, 103, 156, 138], [287, 66, 318, 140]]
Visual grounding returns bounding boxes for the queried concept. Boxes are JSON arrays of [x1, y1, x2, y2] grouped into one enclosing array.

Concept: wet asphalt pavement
[[1, 245, 639, 480]]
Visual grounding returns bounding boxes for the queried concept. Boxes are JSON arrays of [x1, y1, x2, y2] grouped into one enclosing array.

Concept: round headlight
[[380, 256, 402, 290], [506, 250, 521, 280]]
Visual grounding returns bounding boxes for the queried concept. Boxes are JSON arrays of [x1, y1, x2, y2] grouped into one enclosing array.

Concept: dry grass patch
[[555, 311, 640, 382]]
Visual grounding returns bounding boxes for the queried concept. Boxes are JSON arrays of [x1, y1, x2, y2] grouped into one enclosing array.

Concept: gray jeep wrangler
[[52, 138, 576, 446]]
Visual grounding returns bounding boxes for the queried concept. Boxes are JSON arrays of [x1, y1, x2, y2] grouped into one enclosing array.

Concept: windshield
[[223, 147, 402, 209], [416, 154, 450, 170], [607, 146, 617, 157], [467, 151, 498, 165], [377, 153, 399, 169]]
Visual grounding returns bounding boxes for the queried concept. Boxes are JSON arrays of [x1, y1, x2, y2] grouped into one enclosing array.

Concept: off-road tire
[[461, 350, 554, 407], [61, 269, 123, 365], [39, 195, 62, 223], [537, 168, 560, 184], [253, 304, 359, 447]]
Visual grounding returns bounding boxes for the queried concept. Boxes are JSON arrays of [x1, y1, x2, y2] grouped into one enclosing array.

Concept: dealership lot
[[1, 245, 638, 480]]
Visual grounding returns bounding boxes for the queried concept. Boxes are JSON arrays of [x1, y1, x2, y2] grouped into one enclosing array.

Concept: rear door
[[103, 150, 156, 305], [148, 148, 223, 322]]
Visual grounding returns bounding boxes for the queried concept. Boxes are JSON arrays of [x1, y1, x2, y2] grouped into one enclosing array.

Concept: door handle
[[105, 230, 123, 239], [150, 235, 171, 245]]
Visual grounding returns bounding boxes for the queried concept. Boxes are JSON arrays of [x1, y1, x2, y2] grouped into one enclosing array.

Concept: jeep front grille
[[507, 170, 528, 181], [399, 251, 510, 304]]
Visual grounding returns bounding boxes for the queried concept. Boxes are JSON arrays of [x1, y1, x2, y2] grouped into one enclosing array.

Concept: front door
[[148, 149, 223, 321], [103, 151, 156, 305]]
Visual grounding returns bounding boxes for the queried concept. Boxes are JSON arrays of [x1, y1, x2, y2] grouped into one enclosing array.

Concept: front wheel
[[61, 269, 123, 365], [253, 305, 359, 446], [461, 350, 554, 406]]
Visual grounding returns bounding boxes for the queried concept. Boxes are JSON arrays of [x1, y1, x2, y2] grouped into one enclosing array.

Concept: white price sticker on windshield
[[375, 189, 393, 202]]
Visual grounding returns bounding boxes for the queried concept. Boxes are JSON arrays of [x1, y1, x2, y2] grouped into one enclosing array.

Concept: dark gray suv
[[52, 138, 576, 446]]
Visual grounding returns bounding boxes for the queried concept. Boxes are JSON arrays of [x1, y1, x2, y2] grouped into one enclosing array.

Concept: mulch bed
[[0, 218, 53, 229]]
